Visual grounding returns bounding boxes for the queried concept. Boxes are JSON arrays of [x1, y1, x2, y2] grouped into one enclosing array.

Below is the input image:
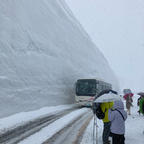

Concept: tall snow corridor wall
[[0, 0, 118, 118]]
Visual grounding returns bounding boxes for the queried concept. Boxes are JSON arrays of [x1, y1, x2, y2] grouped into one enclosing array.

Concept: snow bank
[[0, 0, 118, 118]]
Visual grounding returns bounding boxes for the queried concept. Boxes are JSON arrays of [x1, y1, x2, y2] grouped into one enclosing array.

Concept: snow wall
[[0, 0, 119, 118]]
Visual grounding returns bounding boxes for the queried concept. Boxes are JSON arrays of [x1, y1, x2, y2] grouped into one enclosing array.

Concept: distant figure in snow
[[123, 93, 133, 115], [137, 92, 144, 115], [108, 100, 127, 144], [137, 95, 142, 114]]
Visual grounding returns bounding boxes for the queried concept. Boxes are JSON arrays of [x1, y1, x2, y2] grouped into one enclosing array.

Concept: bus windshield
[[76, 79, 96, 96]]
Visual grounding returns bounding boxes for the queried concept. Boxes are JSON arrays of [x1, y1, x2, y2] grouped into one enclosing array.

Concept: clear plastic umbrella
[[137, 92, 144, 97], [94, 92, 121, 103]]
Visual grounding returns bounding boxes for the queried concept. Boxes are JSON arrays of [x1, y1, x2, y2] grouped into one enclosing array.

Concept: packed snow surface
[[18, 108, 88, 144], [0, 0, 118, 118]]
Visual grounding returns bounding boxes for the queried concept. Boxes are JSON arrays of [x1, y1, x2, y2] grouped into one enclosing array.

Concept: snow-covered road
[[18, 108, 90, 144], [0, 105, 91, 144]]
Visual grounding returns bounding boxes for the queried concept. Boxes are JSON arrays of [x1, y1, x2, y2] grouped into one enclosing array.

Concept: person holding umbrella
[[93, 89, 120, 144], [123, 89, 133, 115]]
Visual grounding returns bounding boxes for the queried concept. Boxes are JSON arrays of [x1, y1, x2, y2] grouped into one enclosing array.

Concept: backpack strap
[[115, 109, 125, 121]]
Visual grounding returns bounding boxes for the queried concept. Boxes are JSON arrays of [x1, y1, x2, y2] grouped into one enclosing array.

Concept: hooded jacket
[[108, 100, 127, 134]]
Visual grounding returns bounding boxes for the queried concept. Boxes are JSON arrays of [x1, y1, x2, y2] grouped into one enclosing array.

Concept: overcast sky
[[66, 0, 144, 93]]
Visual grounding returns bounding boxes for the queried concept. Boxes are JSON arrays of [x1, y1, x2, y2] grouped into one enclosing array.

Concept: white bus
[[75, 79, 112, 107]]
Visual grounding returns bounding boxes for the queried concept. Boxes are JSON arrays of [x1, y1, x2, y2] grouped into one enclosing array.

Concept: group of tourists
[[123, 90, 144, 116], [93, 89, 144, 144]]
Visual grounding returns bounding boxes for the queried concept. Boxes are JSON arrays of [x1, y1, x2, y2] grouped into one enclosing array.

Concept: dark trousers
[[111, 133, 125, 144], [103, 122, 111, 143]]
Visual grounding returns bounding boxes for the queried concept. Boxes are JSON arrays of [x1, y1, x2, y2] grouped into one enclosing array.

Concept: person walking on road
[[123, 93, 133, 115]]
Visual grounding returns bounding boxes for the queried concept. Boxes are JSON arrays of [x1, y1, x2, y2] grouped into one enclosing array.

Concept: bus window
[[76, 79, 96, 96]]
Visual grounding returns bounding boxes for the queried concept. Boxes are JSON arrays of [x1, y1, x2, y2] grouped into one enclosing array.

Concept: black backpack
[[93, 103, 105, 119]]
